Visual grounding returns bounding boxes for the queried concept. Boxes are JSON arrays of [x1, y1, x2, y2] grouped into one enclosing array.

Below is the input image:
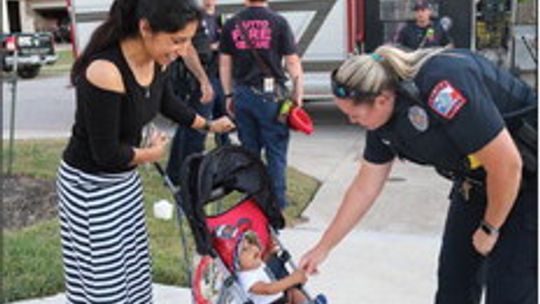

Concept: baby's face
[[239, 241, 263, 271]]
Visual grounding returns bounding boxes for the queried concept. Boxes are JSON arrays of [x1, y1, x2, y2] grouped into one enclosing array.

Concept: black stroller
[[158, 145, 326, 304]]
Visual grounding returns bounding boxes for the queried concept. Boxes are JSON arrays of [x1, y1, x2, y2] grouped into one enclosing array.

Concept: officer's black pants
[[435, 181, 538, 304]]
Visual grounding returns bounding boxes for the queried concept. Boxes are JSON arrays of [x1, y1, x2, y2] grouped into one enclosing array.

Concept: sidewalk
[[10, 285, 191, 304], [10, 102, 451, 304]]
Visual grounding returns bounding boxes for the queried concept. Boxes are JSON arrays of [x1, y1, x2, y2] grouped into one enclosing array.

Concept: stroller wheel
[[192, 255, 224, 304], [192, 255, 243, 304]]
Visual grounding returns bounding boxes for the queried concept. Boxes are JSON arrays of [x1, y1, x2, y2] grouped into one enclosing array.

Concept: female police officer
[[299, 45, 537, 304]]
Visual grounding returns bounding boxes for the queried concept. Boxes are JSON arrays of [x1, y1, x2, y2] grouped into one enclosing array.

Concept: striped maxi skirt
[[57, 161, 153, 303]]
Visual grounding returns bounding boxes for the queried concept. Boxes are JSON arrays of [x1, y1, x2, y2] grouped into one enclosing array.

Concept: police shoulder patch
[[428, 80, 468, 119]]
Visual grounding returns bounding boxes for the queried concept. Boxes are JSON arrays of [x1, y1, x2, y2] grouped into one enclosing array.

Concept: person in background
[[396, 0, 453, 50], [166, 17, 215, 185], [219, 0, 304, 210], [59, 0, 234, 302], [203, 0, 231, 146]]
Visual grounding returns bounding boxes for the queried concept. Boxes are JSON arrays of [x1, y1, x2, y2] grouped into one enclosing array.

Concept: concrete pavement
[[3, 75, 75, 140], [8, 98, 452, 303]]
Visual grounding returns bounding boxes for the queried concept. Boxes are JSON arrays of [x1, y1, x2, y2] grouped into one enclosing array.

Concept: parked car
[[1, 32, 58, 79]]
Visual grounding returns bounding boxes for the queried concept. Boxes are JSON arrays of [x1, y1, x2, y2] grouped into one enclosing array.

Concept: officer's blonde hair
[[334, 45, 447, 103]]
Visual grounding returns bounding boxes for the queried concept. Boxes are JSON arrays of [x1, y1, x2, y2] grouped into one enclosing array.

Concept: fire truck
[[69, 0, 536, 98]]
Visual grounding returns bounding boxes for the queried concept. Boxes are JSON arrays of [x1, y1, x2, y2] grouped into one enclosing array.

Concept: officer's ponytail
[[70, 0, 202, 85], [375, 45, 446, 80], [333, 45, 446, 104]]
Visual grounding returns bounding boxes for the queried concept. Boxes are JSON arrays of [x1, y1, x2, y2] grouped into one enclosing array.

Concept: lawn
[[41, 49, 74, 76], [2, 139, 320, 302]]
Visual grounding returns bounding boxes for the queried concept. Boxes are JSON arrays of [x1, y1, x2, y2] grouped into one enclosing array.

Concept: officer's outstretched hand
[[472, 228, 499, 256], [299, 243, 329, 276]]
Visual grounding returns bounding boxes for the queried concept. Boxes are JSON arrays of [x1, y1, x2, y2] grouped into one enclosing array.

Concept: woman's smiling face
[[140, 19, 198, 66]]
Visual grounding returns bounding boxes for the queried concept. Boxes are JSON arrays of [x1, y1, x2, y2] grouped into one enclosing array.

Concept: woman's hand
[[210, 116, 235, 133], [299, 243, 329, 276], [472, 227, 499, 256], [147, 130, 169, 162]]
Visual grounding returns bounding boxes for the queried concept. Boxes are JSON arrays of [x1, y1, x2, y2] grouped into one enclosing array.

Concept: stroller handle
[[153, 162, 178, 193]]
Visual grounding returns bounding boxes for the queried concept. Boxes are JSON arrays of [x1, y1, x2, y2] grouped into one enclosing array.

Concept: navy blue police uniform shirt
[[364, 49, 536, 180], [220, 6, 298, 87], [397, 20, 452, 50]]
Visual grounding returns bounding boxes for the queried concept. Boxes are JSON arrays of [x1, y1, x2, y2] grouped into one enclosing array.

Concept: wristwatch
[[203, 119, 213, 132], [225, 93, 234, 99], [479, 220, 499, 236]]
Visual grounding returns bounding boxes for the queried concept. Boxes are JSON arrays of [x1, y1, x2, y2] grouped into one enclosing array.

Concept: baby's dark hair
[[233, 231, 262, 271], [242, 231, 262, 249]]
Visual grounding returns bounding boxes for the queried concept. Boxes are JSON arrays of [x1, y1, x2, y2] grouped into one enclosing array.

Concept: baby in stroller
[[235, 230, 307, 304], [175, 145, 326, 304]]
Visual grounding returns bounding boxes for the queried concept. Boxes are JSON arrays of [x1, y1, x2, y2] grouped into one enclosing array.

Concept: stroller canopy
[[178, 145, 285, 256]]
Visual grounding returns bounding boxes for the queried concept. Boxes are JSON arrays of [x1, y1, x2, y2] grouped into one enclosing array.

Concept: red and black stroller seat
[[176, 145, 326, 304], [178, 145, 285, 261]]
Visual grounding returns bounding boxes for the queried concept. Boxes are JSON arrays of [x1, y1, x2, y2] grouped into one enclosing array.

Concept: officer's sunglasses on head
[[330, 69, 379, 102]]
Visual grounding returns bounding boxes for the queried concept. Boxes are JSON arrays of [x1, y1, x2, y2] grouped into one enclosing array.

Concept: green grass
[[4, 221, 64, 301], [2, 139, 320, 301], [41, 50, 74, 76]]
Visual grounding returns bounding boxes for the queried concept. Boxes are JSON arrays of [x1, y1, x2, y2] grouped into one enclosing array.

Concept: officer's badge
[[428, 80, 467, 119], [408, 106, 429, 132]]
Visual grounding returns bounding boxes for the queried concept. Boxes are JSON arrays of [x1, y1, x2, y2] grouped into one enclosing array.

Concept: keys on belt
[[461, 180, 473, 201], [459, 178, 484, 201]]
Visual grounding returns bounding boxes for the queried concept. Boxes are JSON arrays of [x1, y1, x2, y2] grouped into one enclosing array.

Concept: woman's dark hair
[[70, 0, 202, 84]]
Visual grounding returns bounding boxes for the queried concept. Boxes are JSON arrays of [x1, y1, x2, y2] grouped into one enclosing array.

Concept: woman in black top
[[58, 0, 234, 302]]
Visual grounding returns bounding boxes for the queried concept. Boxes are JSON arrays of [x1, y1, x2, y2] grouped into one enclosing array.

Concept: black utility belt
[[239, 84, 288, 102], [248, 85, 275, 96], [240, 76, 286, 89], [454, 175, 536, 202]]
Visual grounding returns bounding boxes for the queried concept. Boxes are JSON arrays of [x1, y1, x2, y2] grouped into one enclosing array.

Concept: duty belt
[[457, 174, 538, 202]]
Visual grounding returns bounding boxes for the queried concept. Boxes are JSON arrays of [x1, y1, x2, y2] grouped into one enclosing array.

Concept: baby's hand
[[291, 269, 307, 285], [269, 237, 280, 253]]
